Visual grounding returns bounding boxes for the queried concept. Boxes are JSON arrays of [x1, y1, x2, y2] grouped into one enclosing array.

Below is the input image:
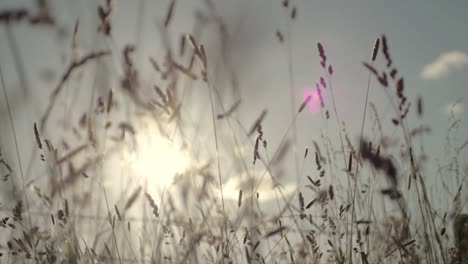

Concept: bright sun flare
[[125, 119, 191, 192]]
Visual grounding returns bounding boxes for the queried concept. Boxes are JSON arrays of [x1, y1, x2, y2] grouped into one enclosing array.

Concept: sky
[[0, 0, 467, 213]]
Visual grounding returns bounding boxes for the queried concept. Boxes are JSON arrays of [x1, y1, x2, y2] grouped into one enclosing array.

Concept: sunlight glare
[[302, 87, 321, 113], [126, 120, 191, 193]]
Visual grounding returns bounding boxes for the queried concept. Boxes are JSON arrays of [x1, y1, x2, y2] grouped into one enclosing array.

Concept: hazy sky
[[0, 0, 467, 208]]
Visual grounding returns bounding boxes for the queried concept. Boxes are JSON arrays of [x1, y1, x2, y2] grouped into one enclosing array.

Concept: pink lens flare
[[302, 87, 321, 113]]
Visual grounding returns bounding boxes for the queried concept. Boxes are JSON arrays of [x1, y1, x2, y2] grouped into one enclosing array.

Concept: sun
[[125, 118, 191, 193]]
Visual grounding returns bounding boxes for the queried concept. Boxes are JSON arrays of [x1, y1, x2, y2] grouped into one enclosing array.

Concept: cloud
[[444, 100, 464, 116], [222, 170, 296, 202], [421, 51, 468, 80]]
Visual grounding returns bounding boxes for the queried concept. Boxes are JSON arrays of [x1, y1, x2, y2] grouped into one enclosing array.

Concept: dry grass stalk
[[56, 144, 88, 165], [114, 205, 122, 221], [51, 155, 101, 197], [179, 34, 186, 56], [298, 95, 312, 113], [40, 50, 111, 131], [87, 117, 95, 147], [298, 192, 305, 210], [317, 42, 327, 68], [0, 3, 54, 26], [276, 30, 284, 43], [264, 226, 286, 238], [144, 192, 159, 218], [248, 109, 267, 136], [172, 61, 197, 80], [118, 122, 136, 136], [97, 0, 112, 35], [290, 7, 296, 19], [371, 38, 380, 62], [149, 57, 161, 72], [217, 100, 241, 119], [253, 125, 263, 164], [454, 214, 468, 261], [320, 76, 327, 89], [185, 34, 200, 55], [306, 198, 317, 209], [360, 140, 397, 187], [106, 89, 113, 113], [381, 34, 392, 67], [72, 20, 79, 60], [33, 123, 42, 149], [417, 96, 423, 116], [124, 187, 142, 211], [271, 139, 290, 165], [164, 0, 176, 28], [363, 62, 388, 87], [198, 44, 207, 69]]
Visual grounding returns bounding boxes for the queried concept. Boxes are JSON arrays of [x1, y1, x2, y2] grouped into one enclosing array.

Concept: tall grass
[[0, 0, 466, 263]]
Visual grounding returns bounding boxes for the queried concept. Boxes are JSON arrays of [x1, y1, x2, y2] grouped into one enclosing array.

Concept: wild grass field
[[0, 0, 467, 263]]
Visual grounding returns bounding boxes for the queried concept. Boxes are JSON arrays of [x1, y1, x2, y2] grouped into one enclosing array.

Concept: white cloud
[[222, 170, 296, 202], [421, 51, 468, 80], [444, 101, 464, 116]]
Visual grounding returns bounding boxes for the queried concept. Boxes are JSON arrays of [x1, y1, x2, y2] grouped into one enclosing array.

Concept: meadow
[[0, 0, 467, 263]]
